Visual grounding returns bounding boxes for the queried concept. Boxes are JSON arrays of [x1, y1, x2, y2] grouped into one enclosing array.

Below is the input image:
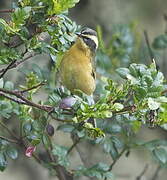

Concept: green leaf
[[0, 153, 7, 171], [153, 148, 167, 164], [112, 103, 124, 111], [135, 86, 147, 99], [31, 139, 41, 146], [84, 125, 105, 139], [6, 146, 18, 160], [137, 139, 167, 150], [129, 63, 140, 77], [0, 48, 20, 65], [109, 123, 122, 133], [103, 136, 123, 160], [103, 138, 113, 154], [4, 81, 14, 90], [23, 122, 32, 133], [0, 78, 4, 88], [148, 98, 160, 110], [52, 144, 69, 167], [152, 34, 167, 49], [116, 68, 130, 79], [11, 7, 31, 31], [0, 18, 16, 34], [75, 163, 113, 179], [47, 0, 80, 15], [0, 101, 13, 118], [111, 136, 124, 149], [57, 124, 75, 133], [42, 134, 51, 149], [156, 96, 167, 103]]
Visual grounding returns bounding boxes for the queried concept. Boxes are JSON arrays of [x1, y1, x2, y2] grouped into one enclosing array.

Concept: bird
[[59, 27, 98, 95]]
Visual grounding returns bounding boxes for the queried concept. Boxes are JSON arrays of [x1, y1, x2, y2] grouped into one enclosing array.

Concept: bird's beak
[[76, 32, 81, 37]]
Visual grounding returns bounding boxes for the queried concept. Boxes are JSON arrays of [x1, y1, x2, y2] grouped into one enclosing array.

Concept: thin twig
[[0, 120, 43, 165], [143, 30, 154, 62], [104, 148, 126, 180], [0, 52, 39, 74], [0, 60, 17, 79], [151, 165, 161, 180], [67, 138, 81, 154], [0, 9, 14, 13], [113, 105, 137, 115], [0, 119, 43, 164], [0, 135, 18, 144], [20, 139, 42, 164], [32, 154, 43, 164], [0, 88, 53, 112], [0, 88, 71, 123], [0, 92, 27, 105], [164, 13, 167, 34], [49, 114, 73, 122], [0, 121, 19, 140], [136, 164, 149, 180], [20, 81, 46, 93], [109, 148, 126, 171], [43, 135, 74, 180], [161, 89, 167, 95]]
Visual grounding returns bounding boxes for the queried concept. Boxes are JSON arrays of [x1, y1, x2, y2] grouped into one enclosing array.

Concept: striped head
[[76, 28, 98, 52]]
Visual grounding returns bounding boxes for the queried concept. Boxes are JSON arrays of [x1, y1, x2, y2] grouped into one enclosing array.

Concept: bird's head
[[76, 28, 98, 52]]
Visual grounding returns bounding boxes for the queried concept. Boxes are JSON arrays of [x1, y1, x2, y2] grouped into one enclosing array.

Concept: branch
[[0, 88, 71, 123], [151, 165, 161, 180], [50, 114, 73, 122], [0, 135, 18, 144], [0, 52, 39, 74], [67, 138, 81, 154], [109, 148, 126, 171], [0, 104, 72, 180], [0, 9, 14, 13], [7, 24, 40, 48], [164, 13, 167, 34], [0, 88, 53, 112], [104, 147, 127, 180], [20, 81, 46, 93], [0, 60, 17, 79], [43, 135, 74, 180], [0, 121, 43, 164], [71, 135, 94, 180], [0, 92, 27, 105], [114, 105, 137, 115], [136, 164, 149, 180], [0, 121, 19, 140]]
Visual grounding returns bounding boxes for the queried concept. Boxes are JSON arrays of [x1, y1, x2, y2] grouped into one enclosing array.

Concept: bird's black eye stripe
[[82, 37, 97, 52]]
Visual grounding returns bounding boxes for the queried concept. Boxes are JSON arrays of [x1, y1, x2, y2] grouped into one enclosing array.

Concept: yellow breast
[[59, 39, 96, 95]]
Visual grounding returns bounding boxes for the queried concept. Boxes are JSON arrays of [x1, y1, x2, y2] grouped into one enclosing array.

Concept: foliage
[[0, 0, 167, 180]]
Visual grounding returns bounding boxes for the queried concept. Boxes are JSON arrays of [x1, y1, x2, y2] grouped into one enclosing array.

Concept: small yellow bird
[[59, 28, 98, 95]]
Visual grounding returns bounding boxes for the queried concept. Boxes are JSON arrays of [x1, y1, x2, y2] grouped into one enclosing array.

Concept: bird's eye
[[83, 37, 89, 43]]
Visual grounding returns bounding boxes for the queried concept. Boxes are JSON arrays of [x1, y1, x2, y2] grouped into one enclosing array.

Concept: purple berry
[[59, 97, 77, 109], [46, 124, 55, 136]]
